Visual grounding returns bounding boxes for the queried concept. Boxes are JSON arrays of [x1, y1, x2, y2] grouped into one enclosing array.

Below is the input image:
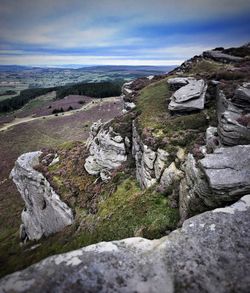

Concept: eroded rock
[[84, 121, 127, 180], [10, 152, 73, 241], [168, 79, 207, 112], [217, 88, 250, 146], [203, 50, 243, 63]]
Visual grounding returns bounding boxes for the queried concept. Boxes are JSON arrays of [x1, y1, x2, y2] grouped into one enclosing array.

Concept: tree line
[[0, 81, 123, 113]]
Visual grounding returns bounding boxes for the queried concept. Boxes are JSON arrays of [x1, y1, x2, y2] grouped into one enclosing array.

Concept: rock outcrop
[[168, 78, 207, 112], [217, 85, 250, 145], [179, 145, 250, 221], [203, 49, 243, 63], [10, 152, 74, 241], [1, 194, 250, 293], [84, 121, 128, 181]]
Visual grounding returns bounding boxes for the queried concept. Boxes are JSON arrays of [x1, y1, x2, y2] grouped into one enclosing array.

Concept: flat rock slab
[[203, 50, 243, 63], [172, 79, 205, 103], [1, 194, 250, 293], [200, 145, 250, 196]]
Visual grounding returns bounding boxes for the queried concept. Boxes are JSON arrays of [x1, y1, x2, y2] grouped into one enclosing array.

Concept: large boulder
[[217, 88, 250, 146], [10, 152, 73, 241], [168, 79, 207, 112], [200, 145, 250, 199], [179, 145, 250, 221], [1, 194, 250, 293], [84, 121, 128, 181]]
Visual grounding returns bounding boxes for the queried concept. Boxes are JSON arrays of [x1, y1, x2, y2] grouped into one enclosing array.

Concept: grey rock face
[[84, 121, 127, 180], [217, 88, 250, 146], [132, 123, 184, 190], [1, 194, 250, 293], [132, 123, 157, 188], [206, 126, 220, 152], [203, 50, 243, 63], [122, 81, 134, 98], [168, 79, 207, 112], [160, 162, 184, 190], [200, 145, 250, 199], [232, 82, 250, 110], [179, 145, 250, 221], [10, 152, 73, 241], [179, 154, 212, 221]]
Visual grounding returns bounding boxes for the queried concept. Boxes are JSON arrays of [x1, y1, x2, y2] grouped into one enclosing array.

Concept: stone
[[200, 145, 250, 199], [84, 122, 127, 180], [179, 145, 250, 221], [1, 195, 250, 293], [232, 82, 250, 110], [132, 122, 157, 189], [122, 81, 134, 97], [154, 149, 169, 180], [160, 162, 184, 189], [206, 126, 220, 152], [203, 50, 243, 63], [172, 79, 206, 103], [168, 79, 207, 112], [10, 152, 73, 241], [217, 90, 250, 146], [167, 77, 193, 90], [124, 102, 136, 111], [179, 154, 213, 221]]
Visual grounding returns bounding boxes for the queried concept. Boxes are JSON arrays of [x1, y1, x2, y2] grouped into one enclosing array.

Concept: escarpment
[[3, 43, 250, 290]]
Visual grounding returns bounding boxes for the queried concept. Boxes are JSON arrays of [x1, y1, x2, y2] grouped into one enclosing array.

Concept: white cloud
[[0, 53, 183, 66]]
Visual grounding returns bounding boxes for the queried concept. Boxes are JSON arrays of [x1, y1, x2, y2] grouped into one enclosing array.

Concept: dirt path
[[0, 96, 121, 132]]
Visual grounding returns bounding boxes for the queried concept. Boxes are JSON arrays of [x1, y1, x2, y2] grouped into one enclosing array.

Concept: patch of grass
[[94, 177, 179, 240], [135, 78, 212, 152], [188, 60, 226, 75]]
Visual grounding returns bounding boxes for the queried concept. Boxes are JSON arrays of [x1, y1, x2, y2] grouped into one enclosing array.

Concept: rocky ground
[[0, 44, 250, 292]]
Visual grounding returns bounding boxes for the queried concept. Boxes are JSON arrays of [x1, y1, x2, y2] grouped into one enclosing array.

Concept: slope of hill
[[0, 44, 250, 291]]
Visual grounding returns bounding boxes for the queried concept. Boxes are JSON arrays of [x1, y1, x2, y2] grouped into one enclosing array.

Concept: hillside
[[0, 44, 250, 292]]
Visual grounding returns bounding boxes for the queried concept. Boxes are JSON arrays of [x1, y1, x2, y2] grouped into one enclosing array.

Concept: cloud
[[0, 0, 249, 65], [0, 53, 183, 66]]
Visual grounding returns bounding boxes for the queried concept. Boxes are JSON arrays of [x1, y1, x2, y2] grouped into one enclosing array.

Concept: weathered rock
[[160, 162, 184, 189], [206, 126, 220, 152], [179, 154, 211, 221], [203, 50, 243, 63], [154, 149, 170, 180], [217, 89, 250, 145], [124, 101, 136, 111], [122, 81, 134, 98], [168, 79, 207, 112], [179, 145, 250, 221], [1, 195, 250, 293], [10, 152, 73, 241], [167, 77, 192, 90], [84, 121, 127, 179], [232, 82, 250, 110], [132, 123, 157, 188], [200, 145, 250, 199]]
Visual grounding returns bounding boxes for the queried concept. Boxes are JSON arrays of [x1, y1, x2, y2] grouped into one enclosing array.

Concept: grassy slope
[[0, 99, 123, 277], [0, 58, 232, 277], [135, 63, 219, 154]]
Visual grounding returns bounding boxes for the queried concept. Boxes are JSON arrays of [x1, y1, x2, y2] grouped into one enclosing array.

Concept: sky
[[0, 0, 249, 67]]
